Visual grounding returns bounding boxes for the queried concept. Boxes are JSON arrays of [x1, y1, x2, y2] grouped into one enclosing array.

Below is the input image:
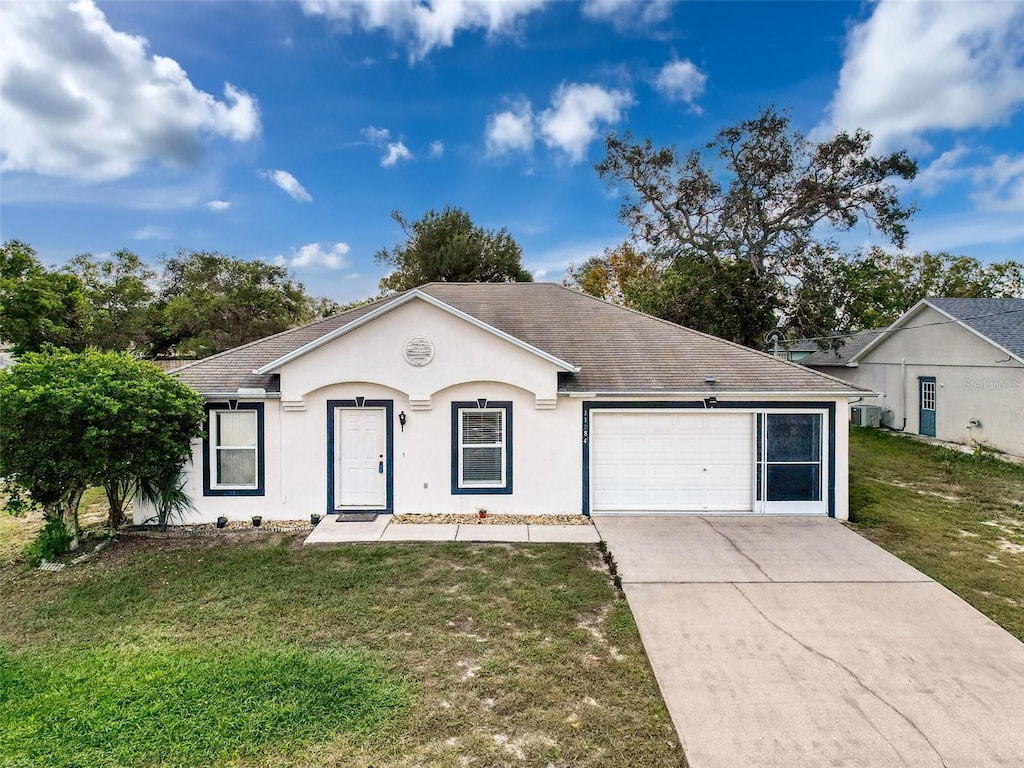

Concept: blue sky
[[2, 0, 1023, 304]]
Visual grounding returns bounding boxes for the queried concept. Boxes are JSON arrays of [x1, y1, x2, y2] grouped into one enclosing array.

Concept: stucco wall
[[141, 393, 851, 524], [813, 306, 1024, 456], [138, 297, 853, 523]]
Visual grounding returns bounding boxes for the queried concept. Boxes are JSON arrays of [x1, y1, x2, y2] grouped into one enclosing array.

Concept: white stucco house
[[143, 283, 868, 525], [802, 298, 1024, 457]]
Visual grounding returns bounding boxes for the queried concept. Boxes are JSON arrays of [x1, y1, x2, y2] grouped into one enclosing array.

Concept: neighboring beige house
[[803, 298, 1024, 457], [139, 283, 867, 525]]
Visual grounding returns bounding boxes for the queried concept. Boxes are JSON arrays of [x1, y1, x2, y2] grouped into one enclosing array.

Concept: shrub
[[25, 517, 73, 566]]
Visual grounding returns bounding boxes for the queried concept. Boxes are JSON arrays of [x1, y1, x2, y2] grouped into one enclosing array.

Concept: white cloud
[[581, 0, 672, 30], [970, 153, 1024, 212], [300, 0, 546, 62], [381, 141, 413, 167], [274, 242, 350, 270], [908, 211, 1024, 253], [206, 200, 231, 212], [132, 225, 172, 240], [0, 0, 259, 182], [538, 83, 632, 163], [911, 146, 1024, 212], [911, 145, 973, 196], [821, 0, 1024, 151], [654, 58, 706, 110], [262, 169, 313, 202], [362, 125, 414, 167], [428, 140, 445, 158], [486, 100, 535, 156], [485, 85, 632, 164], [361, 125, 392, 144]]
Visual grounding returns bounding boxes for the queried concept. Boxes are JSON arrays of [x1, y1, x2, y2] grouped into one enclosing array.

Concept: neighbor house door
[[335, 407, 386, 508], [919, 377, 937, 437]]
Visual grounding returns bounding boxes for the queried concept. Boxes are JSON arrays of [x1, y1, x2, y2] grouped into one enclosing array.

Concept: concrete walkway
[[595, 515, 1024, 768], [303, 514, 599, 545]]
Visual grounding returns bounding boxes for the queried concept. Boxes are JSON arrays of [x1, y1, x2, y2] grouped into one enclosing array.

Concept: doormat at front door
[[336, 513, 379, 522]]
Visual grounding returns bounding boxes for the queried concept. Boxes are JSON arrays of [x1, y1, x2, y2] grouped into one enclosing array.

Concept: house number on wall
[[403, 336, 435, 366]]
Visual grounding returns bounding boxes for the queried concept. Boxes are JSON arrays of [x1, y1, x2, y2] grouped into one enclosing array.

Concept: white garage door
[[591, 411, 753, 514]]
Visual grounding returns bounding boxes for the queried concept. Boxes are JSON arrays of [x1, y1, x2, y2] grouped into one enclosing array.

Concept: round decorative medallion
[[403, 335, 435, 366]]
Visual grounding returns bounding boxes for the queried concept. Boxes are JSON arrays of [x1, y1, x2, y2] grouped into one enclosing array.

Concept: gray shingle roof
[[174, 283, 864, 395], [925, 298, 1024, 360], [800, 330, 884, 368]]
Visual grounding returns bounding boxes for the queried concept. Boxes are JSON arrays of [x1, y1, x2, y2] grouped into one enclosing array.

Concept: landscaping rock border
[[392, 513, 592, 526], [121, 520, 314, 538]]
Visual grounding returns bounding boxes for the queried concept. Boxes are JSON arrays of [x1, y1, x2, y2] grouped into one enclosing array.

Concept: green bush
[[25, 517, 72, 566]]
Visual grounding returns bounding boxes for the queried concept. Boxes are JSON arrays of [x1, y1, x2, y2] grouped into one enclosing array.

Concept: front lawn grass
[[848, 427, 1024, 641], [0, 536, 682, 767]]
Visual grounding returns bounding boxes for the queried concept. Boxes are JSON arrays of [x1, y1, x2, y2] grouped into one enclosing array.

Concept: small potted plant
[[310, 513, 322, 526], [477, 508, 487, 520], [251, 515, 263, 528], [216, 516, 228, 529]]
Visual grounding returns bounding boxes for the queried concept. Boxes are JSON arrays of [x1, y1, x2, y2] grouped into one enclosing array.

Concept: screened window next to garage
[[758, 413, 823, 502], [451, 402, 512, 494], [204, 403, 265, 496]]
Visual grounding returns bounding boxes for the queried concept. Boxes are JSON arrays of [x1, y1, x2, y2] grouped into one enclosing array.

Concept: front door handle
[[378, 459, 384, 474]]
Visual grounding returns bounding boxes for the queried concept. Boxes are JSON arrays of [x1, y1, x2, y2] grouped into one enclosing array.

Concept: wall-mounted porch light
[[399, 411, 407, 431]]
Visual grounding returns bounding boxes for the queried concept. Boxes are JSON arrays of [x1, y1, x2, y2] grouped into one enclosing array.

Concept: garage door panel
[[591, 411, 753, 514]]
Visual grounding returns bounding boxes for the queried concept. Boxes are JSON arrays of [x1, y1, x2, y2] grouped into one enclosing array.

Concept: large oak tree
[[592, 107, 919, 346]]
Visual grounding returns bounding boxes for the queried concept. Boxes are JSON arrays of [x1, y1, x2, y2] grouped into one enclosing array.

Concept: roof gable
[[850, 298, 1024, 365], [253, 289, 579, 375]]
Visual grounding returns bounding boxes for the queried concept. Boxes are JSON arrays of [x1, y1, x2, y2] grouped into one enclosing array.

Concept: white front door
[[590, 411, 754, 513], [335, 407, 386, 509]]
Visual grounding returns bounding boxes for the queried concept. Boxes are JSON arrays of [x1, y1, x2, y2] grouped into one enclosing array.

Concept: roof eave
[[199, 390, 280, 400], [560, 389, 870, 398]]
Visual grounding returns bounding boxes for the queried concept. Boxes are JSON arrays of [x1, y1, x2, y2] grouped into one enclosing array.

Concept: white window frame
[[210, 408, 259, 490], [458, 407, 506, 489], [921, 380, 936, 411]]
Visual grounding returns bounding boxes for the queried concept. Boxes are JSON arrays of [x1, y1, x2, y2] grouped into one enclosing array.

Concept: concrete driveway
[[595, 516, 1024, 768]]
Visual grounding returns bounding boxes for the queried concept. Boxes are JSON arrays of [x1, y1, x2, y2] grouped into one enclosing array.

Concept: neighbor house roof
[[770, 339, 819, 355], [800, 330, 884, 368], [849, 298, 1024, 365], [173, 283, 866, 396]]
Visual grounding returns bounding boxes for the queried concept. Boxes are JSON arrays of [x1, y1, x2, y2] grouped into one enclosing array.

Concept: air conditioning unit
[[851, 405, 882, 428]]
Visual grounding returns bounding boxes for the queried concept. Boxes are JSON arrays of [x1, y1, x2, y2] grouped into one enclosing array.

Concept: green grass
[[0, 646, 406, 768], [0, 512, 41, 565], [848, 427, 1024, 641], [0, 537, 682, 767]]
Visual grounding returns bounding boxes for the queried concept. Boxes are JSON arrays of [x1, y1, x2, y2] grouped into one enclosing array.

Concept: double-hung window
[[204, 403, 264, 496], [452, 402, 512, 494]]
